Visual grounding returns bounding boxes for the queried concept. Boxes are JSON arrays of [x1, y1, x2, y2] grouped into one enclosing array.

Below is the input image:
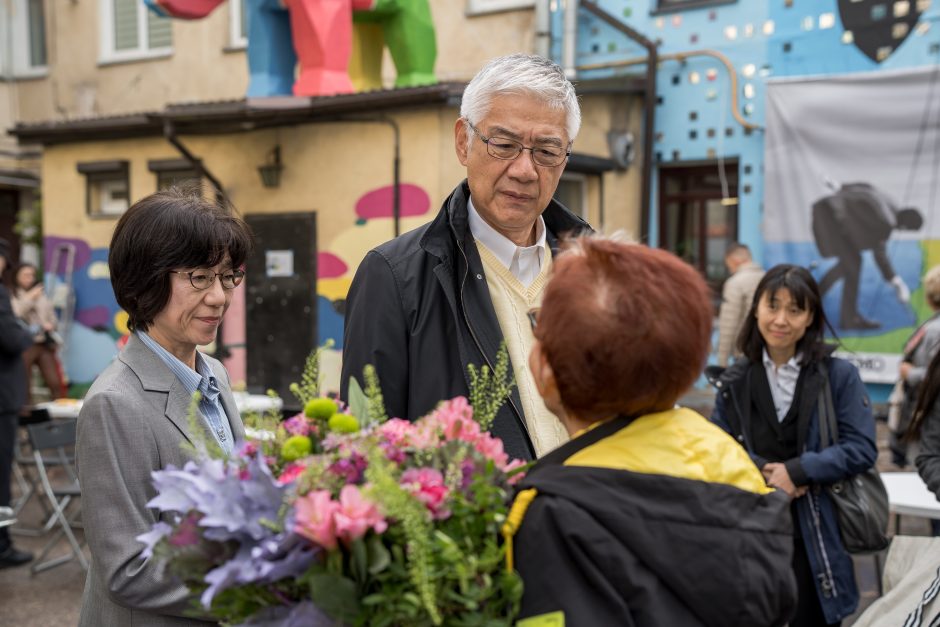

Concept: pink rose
[[334, 485, 387, 545], [401, 468, 451, 520], [294, 490, 340, 550]]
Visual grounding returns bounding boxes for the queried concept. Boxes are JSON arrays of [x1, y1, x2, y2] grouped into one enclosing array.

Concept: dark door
[[659, 162, 739, 309], [244, 212, 317, 410], [0, 190, 21, 270]]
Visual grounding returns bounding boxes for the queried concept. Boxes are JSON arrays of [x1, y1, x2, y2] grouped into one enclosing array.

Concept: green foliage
[[13, 195, 42, 248], [466, 343, 515, 431], [348, 365, 389, 427], [364, 449, 441, 624], [289, 341, 334, 406], [180, 391, 224, 460]]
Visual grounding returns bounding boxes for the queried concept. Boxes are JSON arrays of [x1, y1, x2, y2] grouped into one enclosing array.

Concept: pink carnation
[[379, 418, 415, 449], [283, 413, 312, 436], [278, 462, 307, 485], [334, 485, 387, 545], [503, 459, 528, 484], [401, 468, 451, 520], [473, 433, 509, 468], [294, 490, 340, 550]]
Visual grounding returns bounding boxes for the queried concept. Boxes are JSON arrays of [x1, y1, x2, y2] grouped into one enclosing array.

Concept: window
[[229, 0, 248, 49], [653, 0, 736, 14], [0, 0, 48, 77], [99, 0, 173, 63], [658, 162, 739, 307], [148, 158, 201, 190], [78, 161, 130, 217]]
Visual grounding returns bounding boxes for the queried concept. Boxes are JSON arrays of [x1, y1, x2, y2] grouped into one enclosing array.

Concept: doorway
[[244, 212, 317, 411]]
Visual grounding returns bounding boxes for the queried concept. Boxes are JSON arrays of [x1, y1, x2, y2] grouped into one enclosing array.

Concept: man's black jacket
[[341, 180, 589, 461]]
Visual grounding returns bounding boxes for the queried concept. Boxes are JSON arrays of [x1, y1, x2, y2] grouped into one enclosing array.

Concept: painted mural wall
[[571, 0, 940, 393], [39, 96, 634, 394]]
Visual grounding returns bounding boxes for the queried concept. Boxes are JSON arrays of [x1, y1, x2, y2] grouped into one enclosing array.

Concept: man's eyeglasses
[[466, 121, 570, 168], [171, 269, 245, 290]]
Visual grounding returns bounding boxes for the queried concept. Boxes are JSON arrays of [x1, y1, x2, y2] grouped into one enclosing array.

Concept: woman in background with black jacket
[[711, 264, 877, 626], [907, 344, 940, 502]]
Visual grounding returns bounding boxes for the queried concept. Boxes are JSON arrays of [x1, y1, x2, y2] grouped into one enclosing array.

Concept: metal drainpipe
[[578, 0, 657, 243], [563, 0, 579, 79], [535, 0, 552, 58], [332, 115, 401, 237], [162, 119, 229, 206], [161, 118, 231, 360]]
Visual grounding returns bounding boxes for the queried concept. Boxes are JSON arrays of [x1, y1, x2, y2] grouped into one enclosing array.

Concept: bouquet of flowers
[[138, 348, 526, 626]]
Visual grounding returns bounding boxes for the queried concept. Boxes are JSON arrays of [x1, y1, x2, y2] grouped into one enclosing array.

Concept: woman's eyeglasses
[[527, 308, 540, 332], [171, 269, 245, 290]]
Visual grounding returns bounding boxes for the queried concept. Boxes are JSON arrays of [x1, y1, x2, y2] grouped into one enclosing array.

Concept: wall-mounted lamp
[[258, 146, 283, 188]]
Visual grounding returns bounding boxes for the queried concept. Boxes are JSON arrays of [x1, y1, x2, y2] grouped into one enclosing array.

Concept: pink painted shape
[[221, 280, 247, 385], [286, 0, 355, 96], [355, 184, 431, 220], [318, 252, 348, 279], [155, 0, 226, 19]]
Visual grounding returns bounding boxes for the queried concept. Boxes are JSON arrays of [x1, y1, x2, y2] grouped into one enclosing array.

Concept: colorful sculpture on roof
[[146, 0, 437, 97]]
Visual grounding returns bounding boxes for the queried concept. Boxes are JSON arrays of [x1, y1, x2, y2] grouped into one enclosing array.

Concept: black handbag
[[818, 365, 890, 554]]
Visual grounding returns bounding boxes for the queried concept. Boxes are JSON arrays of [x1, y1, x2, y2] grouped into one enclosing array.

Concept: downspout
[[535, 0, 551, 58], [562, 0, 579, 79], [579, 0, 656, 243], [161, 118, 231, 360], [162, 119, 228, 205], [332, 116, 401, 237]]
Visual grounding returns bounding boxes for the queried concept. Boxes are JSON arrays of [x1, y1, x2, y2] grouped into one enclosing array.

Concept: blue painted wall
[[561, 0, 940, 400]]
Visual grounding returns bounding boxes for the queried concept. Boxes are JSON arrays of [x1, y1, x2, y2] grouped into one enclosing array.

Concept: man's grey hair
[[460, 54, 581, 145]]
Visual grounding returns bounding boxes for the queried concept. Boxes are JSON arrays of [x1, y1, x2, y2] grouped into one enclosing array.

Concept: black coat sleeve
[[916, 400, 940, 499], [0, 286, 33, 356], [340, 250, 411, 421]]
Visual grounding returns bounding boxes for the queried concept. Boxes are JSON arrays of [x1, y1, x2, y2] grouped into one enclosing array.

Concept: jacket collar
[[118, 333, 244, 446], [419, 179, 591, 262]]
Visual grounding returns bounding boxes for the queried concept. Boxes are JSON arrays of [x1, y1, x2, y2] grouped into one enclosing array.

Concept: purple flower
[[283, 413, 312, 437], [234, 601, 337, 626]]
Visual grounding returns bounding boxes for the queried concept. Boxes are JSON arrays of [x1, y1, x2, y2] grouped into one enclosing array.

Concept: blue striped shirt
[[137, 331, 235, 454]]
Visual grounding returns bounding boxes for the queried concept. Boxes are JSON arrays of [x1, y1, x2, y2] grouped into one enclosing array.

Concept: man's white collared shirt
[[467, 197, 546, 288]]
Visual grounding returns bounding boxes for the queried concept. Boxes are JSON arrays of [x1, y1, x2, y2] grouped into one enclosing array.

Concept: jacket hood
[[523, 464, 796, 626]]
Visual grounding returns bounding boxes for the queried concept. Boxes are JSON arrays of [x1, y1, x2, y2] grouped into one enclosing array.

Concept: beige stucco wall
[[13, 0, 538, 123]]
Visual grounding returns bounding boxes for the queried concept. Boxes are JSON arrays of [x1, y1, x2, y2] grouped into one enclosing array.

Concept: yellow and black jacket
[[506, 408, 797, 627]]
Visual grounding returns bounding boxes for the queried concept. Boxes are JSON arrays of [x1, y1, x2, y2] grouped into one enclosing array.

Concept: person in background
[[0, 239, 37, 569], [905, 334, 940, 536], [342, 54, 590, 461], [711, 264, 877, 626], [11, 262, 65, 404], [507, 236, 796, 626], [891, 265, 940, 468], [77, 185, 252, 626], [716, 243, 764, 367]]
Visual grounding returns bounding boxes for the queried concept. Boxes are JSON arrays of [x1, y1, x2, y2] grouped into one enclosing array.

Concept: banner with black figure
[[765, 66, 940, 383]]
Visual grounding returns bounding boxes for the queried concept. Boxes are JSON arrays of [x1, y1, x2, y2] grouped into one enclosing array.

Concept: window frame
[[98, 0, 173, 65], [0, 0, 49, 78], [149, 158, 202, 190], [78, 160, 131, 219], [228, 0, 248, 50]]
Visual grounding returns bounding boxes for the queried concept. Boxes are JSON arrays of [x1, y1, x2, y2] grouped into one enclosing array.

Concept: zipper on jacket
[[808, 488, 838, 600], [452, 224, 534, 453]]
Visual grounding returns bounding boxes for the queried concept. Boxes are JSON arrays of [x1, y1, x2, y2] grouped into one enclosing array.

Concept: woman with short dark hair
[[76, 185, 253, 626], [507, 236, 797, 626], [712, 264, 877, 626]]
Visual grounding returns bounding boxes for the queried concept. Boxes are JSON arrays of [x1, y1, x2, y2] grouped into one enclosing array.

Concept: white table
[[34, 393, 283, 420], [881, 471, 940, 520]]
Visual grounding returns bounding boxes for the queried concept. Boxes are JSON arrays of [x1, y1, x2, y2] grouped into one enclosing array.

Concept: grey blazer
[[76, 333, 246, 627]]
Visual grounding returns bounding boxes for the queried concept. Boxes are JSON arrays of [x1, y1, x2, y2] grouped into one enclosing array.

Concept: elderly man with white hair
[[342, 54, 590, 461]]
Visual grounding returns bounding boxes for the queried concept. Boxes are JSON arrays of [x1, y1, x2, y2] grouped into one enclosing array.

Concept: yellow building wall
[[40, 93, 639, 392]]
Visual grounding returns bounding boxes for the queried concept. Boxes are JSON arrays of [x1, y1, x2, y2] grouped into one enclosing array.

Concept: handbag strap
[[817, 361, 840, 448]]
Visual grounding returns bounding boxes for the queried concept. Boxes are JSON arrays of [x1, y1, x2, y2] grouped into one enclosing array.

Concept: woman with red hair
[[504, 236, 797, 625]]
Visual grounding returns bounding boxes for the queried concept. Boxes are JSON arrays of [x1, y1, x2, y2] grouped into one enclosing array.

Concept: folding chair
[[11, 409, 74, 536], [25, 419, 88, 574]]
